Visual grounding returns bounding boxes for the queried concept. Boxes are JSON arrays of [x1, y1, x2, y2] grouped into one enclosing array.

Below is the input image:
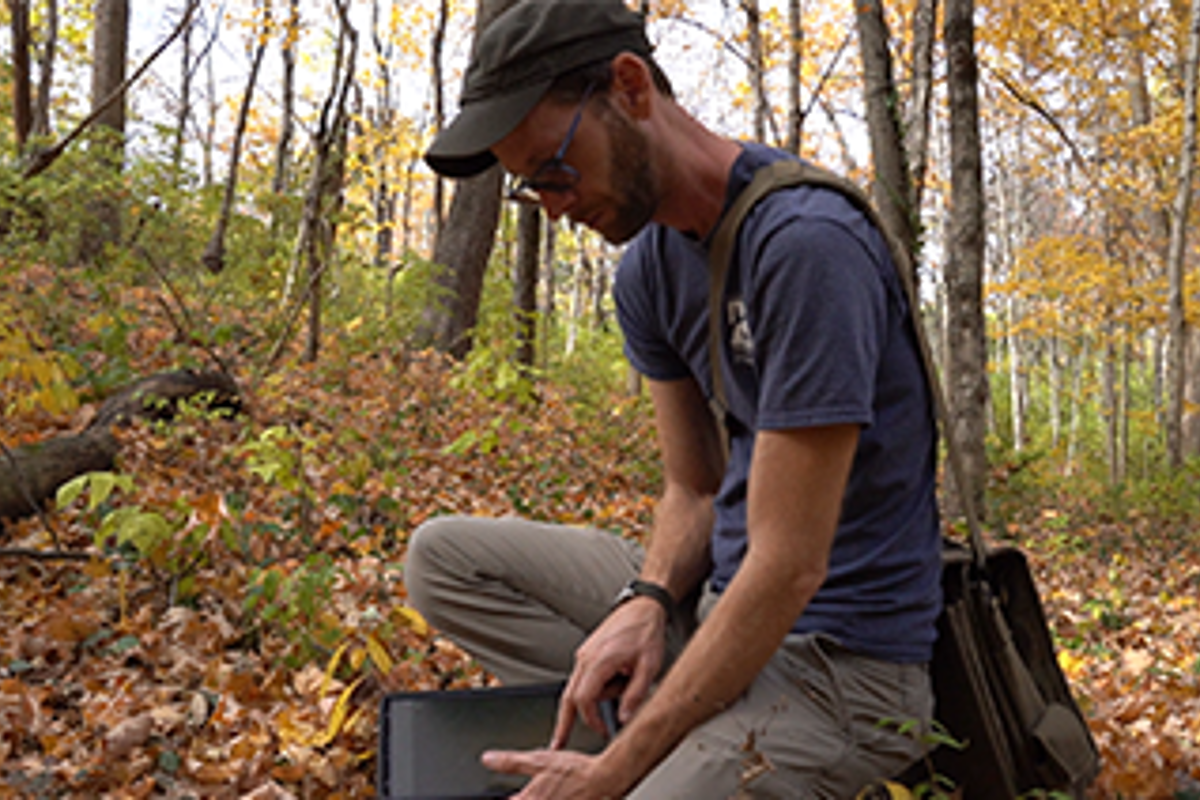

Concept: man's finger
[[549, 688, 578, 749], [481, 749, 544, 776], [618, 660, 654, 725]]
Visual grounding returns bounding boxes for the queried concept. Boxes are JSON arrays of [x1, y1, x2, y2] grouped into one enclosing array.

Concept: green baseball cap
[[424, 0, 651, 178]]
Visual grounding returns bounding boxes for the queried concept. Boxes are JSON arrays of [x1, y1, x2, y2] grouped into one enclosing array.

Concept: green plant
[[57, 471, 171, 559], [56, 469, 230, 606], [876, 717, 966, 800], [242, 552, 347, 666]]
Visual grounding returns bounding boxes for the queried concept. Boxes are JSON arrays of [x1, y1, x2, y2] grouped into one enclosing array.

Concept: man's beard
[[598, 108, 658, 245]]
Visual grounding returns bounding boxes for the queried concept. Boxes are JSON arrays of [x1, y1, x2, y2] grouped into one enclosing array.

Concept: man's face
[[493, 91, 659, 244]]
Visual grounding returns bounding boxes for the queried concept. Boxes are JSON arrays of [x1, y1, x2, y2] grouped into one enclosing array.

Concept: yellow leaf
[[313, 676, 363, 747], [349, 646, 367, 671], [392, 606, 429, 638], [276, 708, 319, 746], [1057, 649, 1086, 680], [321, 639, 352, 698], [365, 632, 395, 674]]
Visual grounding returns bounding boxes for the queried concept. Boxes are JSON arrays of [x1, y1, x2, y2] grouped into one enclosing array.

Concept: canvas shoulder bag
[[706, 158, 1101, 797]]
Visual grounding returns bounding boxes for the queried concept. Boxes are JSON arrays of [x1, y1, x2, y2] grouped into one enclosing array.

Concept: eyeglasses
[[506, 82, 597, 205]]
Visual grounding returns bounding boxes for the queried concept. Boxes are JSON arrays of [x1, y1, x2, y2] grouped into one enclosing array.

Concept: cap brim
[[424, 80, 551, 178]]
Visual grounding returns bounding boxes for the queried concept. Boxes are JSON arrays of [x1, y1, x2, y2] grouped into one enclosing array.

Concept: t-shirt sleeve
[[747, 209, 889, 431], [614, 233, 692, 381]]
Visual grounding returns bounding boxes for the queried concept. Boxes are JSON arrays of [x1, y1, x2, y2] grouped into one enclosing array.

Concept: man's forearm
[[638, 482, 714, 603], [597, 548, 824, 793], [595, 425, 857, 794]]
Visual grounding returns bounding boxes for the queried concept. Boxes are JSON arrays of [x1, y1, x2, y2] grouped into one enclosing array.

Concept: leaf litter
[[1, 277, 1197, 798]]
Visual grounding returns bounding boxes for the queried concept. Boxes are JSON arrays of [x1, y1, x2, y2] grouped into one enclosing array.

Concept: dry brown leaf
[[241, 780, 299, 800], [104, 713, 154, 758]]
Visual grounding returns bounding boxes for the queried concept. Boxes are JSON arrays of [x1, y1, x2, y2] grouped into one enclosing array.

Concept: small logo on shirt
[[726, 297, 755, 366]]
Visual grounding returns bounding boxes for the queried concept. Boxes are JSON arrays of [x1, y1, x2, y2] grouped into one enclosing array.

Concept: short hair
[[545, 54, 675, 105]]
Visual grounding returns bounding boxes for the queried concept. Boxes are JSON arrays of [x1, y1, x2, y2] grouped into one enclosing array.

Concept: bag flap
[[1033, 702, 1100, 785]]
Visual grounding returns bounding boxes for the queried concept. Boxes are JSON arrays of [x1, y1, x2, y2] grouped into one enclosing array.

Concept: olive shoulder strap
[[705, 158, 986, 565]]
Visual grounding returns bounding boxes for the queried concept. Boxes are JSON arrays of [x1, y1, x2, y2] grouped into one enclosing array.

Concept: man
[[406, 1, 942, 797]]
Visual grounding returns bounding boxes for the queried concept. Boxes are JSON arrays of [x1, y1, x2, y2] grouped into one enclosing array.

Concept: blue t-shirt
[[614, 143, 942, 663]]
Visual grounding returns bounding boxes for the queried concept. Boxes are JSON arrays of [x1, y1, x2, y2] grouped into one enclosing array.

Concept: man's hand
[[550, 597, 667, 747], [481, 748, 624, 800]]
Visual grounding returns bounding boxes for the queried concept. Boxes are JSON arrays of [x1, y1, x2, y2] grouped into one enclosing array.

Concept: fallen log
[[0, 369, 240, 528]]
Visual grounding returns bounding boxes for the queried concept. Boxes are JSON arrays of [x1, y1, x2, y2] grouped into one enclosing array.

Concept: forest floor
[[1, 267, 1198, 798]]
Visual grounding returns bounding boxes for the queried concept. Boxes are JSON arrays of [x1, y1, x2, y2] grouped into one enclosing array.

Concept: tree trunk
[[172, 9, 193, 177], [272, 0, 300, 207], [593, 245, 610, 330], [1165, 0, 1200, 468], [203, 48, 216, 188], [567, 250, 586, 357], [1049, 332, 1062, 450], [855, 0, 918, 274], [76, 0, 129, 263], [741, 0, 768, 143], [1067, 340, 1090, 474], [1185, 328, 1200, 455], [943, 0, 988, 520], [416, 0, 519, 358], [32, 0, 58, 138], [303, 6, 356, 364], [786, 0, 803, 153], [0, 371, 239, 529], [514, 205, 540, 372], [9, 0, 34, 153], [1121, 334, 1132, 478], [416, 168, 505, 358], [1103, 322, 1120, 486], [1006, 294, 1024, 453], [201, 2, 270, 275], [265, 3, 356, 369], [431, 0, 449, 241], [1129, 47, 1172, 426], [906, 0, 938, 212], [371, 0, 396, 269], [540, 217, 558, 369]]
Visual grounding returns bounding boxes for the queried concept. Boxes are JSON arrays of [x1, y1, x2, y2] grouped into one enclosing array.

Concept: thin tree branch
[[802, 31, 853, 134], [0, 547, 96, 562], [136, 244, 236, 379], [21, 0, 201, 179], [983, 60, 1090, 177]]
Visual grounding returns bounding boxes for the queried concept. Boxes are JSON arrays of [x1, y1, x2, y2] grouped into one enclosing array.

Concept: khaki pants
[[404, 516, 932, 799]]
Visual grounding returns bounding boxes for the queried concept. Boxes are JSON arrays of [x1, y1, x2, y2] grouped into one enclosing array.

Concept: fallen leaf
[[104, 713, 154, 758]]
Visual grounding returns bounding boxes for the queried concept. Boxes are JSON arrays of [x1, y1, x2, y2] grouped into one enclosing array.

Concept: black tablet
[[377, 683, 611, 799]]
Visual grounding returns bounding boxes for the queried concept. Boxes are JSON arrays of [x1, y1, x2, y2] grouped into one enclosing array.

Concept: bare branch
[[0, 548, 96, 562], [21, 0, 201, 180]]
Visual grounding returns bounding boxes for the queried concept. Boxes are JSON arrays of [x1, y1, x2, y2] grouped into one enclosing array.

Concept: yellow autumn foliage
[[0, 298, 81, 417]]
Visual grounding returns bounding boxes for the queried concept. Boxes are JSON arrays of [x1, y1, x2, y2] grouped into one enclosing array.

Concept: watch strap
[[613, 579, 675, 619]]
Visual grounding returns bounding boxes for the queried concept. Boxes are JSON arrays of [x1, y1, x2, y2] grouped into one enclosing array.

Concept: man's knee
[[403, 516, 472, 618]]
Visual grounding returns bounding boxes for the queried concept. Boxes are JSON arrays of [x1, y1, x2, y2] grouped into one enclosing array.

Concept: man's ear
[[609, 52, 654, 120]]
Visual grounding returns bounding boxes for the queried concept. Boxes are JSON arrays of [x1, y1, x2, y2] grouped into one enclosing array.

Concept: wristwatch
[[612, 579, 675, 620]]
